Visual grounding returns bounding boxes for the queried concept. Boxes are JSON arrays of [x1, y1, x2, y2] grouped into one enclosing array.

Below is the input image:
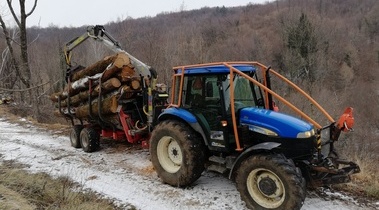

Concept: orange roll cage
[[170, 62, 336, 151]]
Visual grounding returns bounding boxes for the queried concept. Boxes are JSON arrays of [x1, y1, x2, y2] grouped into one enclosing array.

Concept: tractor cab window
[[223, 74, 261, 113], [183, 75, 221, 108], [171, 75, 181, 105]]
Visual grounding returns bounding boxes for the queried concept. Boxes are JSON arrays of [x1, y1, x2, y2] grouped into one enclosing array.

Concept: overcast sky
[[2, 0, 270, 28]]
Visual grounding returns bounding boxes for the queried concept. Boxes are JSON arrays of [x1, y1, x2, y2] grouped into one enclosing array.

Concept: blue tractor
[[149, 62, 360, 210]]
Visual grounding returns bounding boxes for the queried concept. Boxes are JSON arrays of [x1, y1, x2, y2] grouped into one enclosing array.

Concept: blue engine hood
[[239, 107, 314, 138]]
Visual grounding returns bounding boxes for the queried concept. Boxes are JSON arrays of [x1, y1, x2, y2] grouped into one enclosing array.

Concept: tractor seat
[[191, 94, 206, 107]]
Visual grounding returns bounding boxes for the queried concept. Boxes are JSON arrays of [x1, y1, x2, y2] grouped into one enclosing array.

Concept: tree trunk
[[102, 53, 131, 81], [70, 53, 131, 82], [70, 54, 117, 82], [49, 75, 100, 102], [94, 78, 121, 94]]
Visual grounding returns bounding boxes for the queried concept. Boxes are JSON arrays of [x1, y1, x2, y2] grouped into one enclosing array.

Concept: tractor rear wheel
[[236, 154, 306, 210], [150, 120, 205, 187], [70, 125, 83, 148], [80, 127, 100, 153]]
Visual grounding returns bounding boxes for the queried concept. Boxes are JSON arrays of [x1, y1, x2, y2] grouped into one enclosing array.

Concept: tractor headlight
[[258, 127, 278, 137], [297, 129, 315, 138]]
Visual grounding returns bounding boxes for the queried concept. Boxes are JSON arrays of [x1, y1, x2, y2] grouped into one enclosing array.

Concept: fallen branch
[[0, 81, 50, 92]]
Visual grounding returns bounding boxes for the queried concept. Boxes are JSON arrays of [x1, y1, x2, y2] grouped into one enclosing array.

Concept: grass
[[0, 160, 136, 210], [351, 156, 379, 199], [330, 146, 379, 203]]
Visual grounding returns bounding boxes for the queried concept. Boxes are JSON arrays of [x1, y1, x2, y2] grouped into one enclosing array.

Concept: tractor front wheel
[[80, 127, 100, 153], [150, 120, 205, 187], [236, 154, 306, 210]]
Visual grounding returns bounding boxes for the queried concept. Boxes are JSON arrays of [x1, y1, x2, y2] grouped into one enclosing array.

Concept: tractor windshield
[[223, 74, 263, 112]]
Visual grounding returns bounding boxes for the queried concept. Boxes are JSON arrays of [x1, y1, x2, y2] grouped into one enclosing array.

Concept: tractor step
[[209, 155, 226, 164], [208, 164, 227, 174], [208, 156, 228, 174]]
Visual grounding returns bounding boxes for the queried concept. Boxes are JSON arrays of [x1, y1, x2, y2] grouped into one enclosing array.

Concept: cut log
[[50, 75, 101, 102], [130, 78, 141, 90], [70, 54, 117, 82], [58, 78, 121, 107], [75, 94, 119, 119], [113, 53, 131, 68], [102, 53, 132, 81], [93, 78, 122, 95], [117, 66, 136, 82], [59, 91, 90, 107], [119, 85, 134, 99], [50, 92, 61, 102], [50, 53, 133, 103]]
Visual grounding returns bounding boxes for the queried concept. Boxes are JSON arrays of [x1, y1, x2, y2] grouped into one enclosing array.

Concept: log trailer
[[56, 25, 360, 210]]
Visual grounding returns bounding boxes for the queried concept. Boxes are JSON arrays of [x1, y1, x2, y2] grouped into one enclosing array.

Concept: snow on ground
[[0, 118, 376, 210]]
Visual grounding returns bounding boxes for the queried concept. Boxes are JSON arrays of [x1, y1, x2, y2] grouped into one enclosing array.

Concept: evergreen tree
[[287, 13, 317, 81]]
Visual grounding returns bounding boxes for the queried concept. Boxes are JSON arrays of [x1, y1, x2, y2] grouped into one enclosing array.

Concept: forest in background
[[0, 0, 378, 198]]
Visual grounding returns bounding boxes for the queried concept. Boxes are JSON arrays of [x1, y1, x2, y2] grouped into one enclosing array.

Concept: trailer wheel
[[150, 120, 205, 187], [236, 154, 306, 210], [80, 127, 100, 153], [70, 125, 83, 148]]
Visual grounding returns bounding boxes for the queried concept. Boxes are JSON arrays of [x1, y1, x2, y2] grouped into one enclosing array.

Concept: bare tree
[[0, 0, 37, 89]]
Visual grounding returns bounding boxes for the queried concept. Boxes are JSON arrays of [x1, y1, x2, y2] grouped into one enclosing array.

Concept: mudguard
[[228, 142, 281, 179], [158, 107, 208, 146]]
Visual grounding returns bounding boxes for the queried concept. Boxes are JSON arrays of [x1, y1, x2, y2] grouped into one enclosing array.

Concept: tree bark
[[70, 54, 116, 82], [51, 53, 133, 102], [49, 75, 100, 102], [75, 94, 119, 119], [0, 16, 21, 86], [102, 53, 131, 81], [3, 0, 37, 89], [70, 53, 131, 82], [94, 78, 121, 94], [58, 78, 121, 107]]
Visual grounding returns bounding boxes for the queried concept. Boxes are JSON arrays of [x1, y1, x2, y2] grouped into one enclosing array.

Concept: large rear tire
[[150, 120, 205, 187], [236, 154, 306, 210], [80, 127, 100, 153], [70, 125, 83, 148]]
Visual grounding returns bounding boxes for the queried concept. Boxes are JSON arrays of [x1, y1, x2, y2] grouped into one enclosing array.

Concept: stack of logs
[[50, 52, 141, 119]]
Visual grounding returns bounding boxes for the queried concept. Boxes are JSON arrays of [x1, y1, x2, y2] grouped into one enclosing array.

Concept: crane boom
[[64, 25, 152, 78]]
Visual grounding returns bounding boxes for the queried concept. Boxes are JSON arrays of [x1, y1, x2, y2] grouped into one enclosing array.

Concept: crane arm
[[64, 25, 152, 78]]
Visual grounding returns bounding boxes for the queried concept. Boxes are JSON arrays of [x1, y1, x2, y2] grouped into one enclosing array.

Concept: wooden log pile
[[50, 52, 142, 120]]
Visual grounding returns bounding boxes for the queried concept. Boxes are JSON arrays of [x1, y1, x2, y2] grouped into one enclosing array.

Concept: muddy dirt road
[[0, 117, 376, 210]]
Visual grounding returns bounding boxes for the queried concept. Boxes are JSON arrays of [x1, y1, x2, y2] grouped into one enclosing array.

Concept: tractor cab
[[170, 64, 263, 152]]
